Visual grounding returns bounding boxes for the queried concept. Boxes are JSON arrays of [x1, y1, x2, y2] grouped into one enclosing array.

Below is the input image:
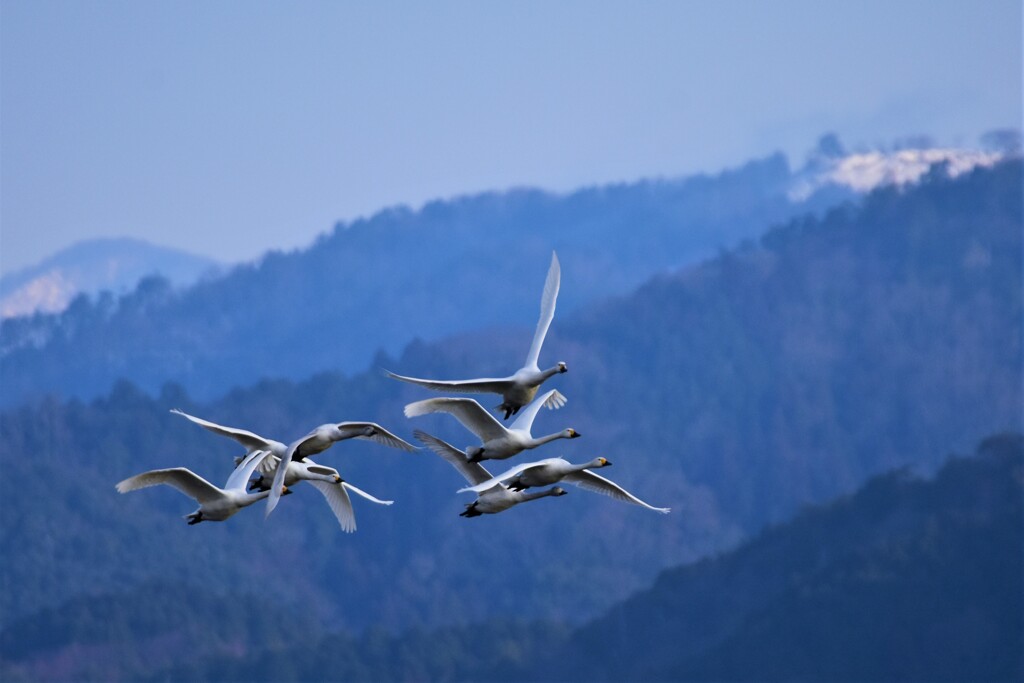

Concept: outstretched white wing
[[343, 482, 394, 505], [170, 408, 276, 452], [225, 449, 270, 491], [334, 422, 417, 452], [309, 480, 357, 533], [524, 251, 561, 370], [266, 436, 311, 517], [563, 470, 671, 514], [384, 370, 513, 396], [413, 430, 495, 488], [405, 397, 508, 442], [116, 468, 222, 505], [510, 389, 566, 433], [457, 457, 565, 493]]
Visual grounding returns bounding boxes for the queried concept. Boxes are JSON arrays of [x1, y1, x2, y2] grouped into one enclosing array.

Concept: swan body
[[460, 457, 671, 514], [404, 389, 579, 462], [115, 449, 272, 524], [385, 251, 568, 419], [414, 430, 567, 517]]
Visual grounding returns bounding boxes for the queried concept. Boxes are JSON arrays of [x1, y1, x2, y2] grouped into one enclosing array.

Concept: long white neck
[[539, 365, 562, 380], [528, 431, 567, 449], [520, 487, 561, 502], [238, 489, 272, 507]]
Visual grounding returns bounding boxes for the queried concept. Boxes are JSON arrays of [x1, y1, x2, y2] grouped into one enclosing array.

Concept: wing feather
[[524, 251, 561, 370], [342, 482, 394, 505], [510, 389, 566, 433], [405, 398, 508, 442], [116, 468, 222, 505], [384, 371, 512, 396], [563, 471, 670, 513], [413, 430, 495, 487], [170, 409, 274, 452], [335, 422, 417, 452], [309, 480, 357, 532]]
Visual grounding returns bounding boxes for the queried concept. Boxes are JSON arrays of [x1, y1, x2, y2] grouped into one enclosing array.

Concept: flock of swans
[[116, 251, 670, 531]]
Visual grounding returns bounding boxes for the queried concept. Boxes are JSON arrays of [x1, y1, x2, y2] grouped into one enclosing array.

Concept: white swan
[[115, 449, 273, 524], [414, 430, 567, 517], [404, 389, 580, 462], [385, 251, 568, 419], [458, 457, 671, 514], [265, 422, 414, 516], [171, 408, 416, 459], [249, 455, 393, 533]]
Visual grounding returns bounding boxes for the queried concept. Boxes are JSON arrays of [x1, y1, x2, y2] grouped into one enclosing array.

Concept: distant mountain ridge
[[0, 151, 843, 406], [2, 142, 1006, 408], [0, 237, 221, 318]]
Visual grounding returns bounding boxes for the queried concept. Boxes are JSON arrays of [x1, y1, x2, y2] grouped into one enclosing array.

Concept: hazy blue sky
[[2, 1, 1020, 273]]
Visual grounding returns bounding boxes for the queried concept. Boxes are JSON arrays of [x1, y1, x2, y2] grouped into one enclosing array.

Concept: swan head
[[551, 487, 568, 496], [557, 362, 568, 373], [565, 428, 581, 439], [595, 457, 611, 467]]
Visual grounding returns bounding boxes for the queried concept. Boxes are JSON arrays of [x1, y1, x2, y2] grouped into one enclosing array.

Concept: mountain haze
[[1, 153, 849, 406], [0, 237, 221, 318]]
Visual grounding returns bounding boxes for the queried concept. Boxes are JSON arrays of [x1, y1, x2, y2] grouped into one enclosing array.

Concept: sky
[[1, 0, 1021, 274]]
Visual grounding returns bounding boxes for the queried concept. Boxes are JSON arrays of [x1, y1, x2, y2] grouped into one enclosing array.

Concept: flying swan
[[404, 389, 579, 462], [414, 430, 567, 517], [115, 449, 273, 524], [385, 251, 568, 419], [265, 422, 413, 517], [458, 457, 670, 514]]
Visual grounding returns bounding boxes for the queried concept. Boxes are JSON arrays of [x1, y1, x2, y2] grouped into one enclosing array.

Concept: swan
[[458, 457, 671, 514], [404, 389, 580, 462], [249, 454, 393, 532], [170, 409, 416, 459], [414, 430, 567, 517], [385, 251, 568, 419], [115, 449, 274, 524], [265, 422, 413, 516]]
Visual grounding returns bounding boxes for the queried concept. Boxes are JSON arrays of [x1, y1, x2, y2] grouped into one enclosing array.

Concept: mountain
[[0, 237, 222, 318], [0, 152, 849, 406], [4, 435, 1017, 682], [555, 433, 1023, 682], [0, 160, 1018, 642]]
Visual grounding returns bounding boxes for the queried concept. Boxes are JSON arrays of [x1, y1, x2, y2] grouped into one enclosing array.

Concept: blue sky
[[2, 1, 1020, 273]]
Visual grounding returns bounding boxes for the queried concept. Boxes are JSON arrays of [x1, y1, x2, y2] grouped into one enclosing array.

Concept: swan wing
[[342, 481, 394, 505], [266, 436, 313, 517], [170, 408, 274, 452], [309, 480, 357, 533], [563, 471, 671, 513], [224, 449, 270, 491], [457, 457, 566, 493], [335, 422, 417, 452], [384, 370, 512, 396], [404, 398, 507, 442], [413, 430, 494, 486], [116, 468, 222, 505], [510, 389, 565, 433], [524, 251, 561, 370]]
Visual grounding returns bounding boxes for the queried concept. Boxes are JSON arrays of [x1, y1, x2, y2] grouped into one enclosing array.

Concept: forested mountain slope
[[0, 162, 1018, 644], [5, 436, 1017, 682], [1, 153, 845, 406]]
